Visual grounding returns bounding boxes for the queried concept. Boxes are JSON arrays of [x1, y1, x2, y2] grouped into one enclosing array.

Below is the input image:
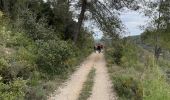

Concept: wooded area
[[0, 0, 170, 100]]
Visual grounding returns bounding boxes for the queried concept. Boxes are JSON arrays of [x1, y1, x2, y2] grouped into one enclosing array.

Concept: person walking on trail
[[100, 45, 104, 52], [97, 45, 101, 53], [94, 45, 97, 53]]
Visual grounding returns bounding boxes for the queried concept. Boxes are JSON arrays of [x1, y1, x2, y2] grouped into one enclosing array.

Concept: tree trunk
[[0, 0, 8, 12], [154, 0, 163, 61], [0, 0, 3, 11], [73, 0, 87, 44]]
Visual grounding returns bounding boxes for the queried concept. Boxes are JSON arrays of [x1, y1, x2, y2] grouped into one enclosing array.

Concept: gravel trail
[[88, 53, 117, 100], [48, 53, 116, 100]]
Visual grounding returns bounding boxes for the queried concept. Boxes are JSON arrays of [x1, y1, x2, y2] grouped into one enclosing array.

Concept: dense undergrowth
[[105, 40, 170, 100], [0, 8, 93, 100]]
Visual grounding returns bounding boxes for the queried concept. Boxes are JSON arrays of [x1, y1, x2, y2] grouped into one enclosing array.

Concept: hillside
[[0, 0, 170, 100], [0, 1, 93, 99]]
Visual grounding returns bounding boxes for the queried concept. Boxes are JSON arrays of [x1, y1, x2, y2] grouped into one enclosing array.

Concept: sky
[[43, 0, 148, 39], [88, 10, 148, 39], [120, 9, 148, 37], [83, 8, 149, 39]]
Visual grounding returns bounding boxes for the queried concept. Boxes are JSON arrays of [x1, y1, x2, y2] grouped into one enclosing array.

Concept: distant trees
[[73, 0, 140, 43], [0, 0, 141, 43], [142, 0, 170, 60]]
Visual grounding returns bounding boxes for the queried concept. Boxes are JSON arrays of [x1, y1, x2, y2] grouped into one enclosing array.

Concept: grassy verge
[[105, 42, 170, 100], [78, 67, 96, 100]]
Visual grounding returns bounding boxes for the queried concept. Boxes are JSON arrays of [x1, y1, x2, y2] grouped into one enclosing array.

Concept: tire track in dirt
[[48, 53, 117, 100], [88, 53, 117, 100], [48, 53, 96, 100]]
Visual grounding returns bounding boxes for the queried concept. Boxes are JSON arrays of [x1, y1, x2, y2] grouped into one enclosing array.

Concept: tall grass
[[106, 42, 170, 100]]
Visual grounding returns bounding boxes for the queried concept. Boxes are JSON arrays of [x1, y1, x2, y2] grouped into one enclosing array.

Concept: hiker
[[94, 45, 97, 53], [97, 45, 101, 53], [100, 45, 103, 51]]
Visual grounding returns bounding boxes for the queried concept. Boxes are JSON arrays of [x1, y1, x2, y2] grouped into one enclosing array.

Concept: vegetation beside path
[[105, 40, 170, 100], [0, 1, 93, 99]]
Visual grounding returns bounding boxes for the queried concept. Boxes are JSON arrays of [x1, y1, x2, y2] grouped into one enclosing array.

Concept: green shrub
[[0, 8, 94, 99], [113, 76, 143, 100], [36, 39, 75, 75], [113, 46, 123, 65], [121, 44, 138, 68], [25, 86, 47, 100], [5, 32, 32, 48], [106, 46, 123, 65], [106, 41, 170, 100], [0, 78, 27, 100], [142, 64, 170, 100]]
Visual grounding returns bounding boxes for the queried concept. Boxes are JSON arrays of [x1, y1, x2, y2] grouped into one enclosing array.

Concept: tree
[[142, 0, 170, 60], [73, 0, 139, 43], [73, 0, 88, 43]]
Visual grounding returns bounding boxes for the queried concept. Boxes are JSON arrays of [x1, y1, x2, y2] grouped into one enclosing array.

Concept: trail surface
[[48, 53, 116, 100], [88, 53, 117, 100]]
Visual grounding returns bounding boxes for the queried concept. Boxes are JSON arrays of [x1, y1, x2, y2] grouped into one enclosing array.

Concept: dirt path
[[48, 53, 116, 100], [88, 53, 117, 100]]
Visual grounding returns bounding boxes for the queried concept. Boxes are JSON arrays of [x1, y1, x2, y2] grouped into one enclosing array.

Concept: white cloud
[[43, 0, 47, 2], [120, 10, 148, 36], [46, 0, 148, 38]]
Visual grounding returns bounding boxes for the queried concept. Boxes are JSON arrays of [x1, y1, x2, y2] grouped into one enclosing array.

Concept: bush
[[120, 43, 138, 68], [25, 86, 47, 100], [113, 46, 123, 65], [106, 45, 123, 65], [113, 76, 143, 100], [142, 62, 170, 100], [106, 41, 170, 100], [0, 78, 27, 100], [36, 39, 75, 75], [0, 7, 94, 99]]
